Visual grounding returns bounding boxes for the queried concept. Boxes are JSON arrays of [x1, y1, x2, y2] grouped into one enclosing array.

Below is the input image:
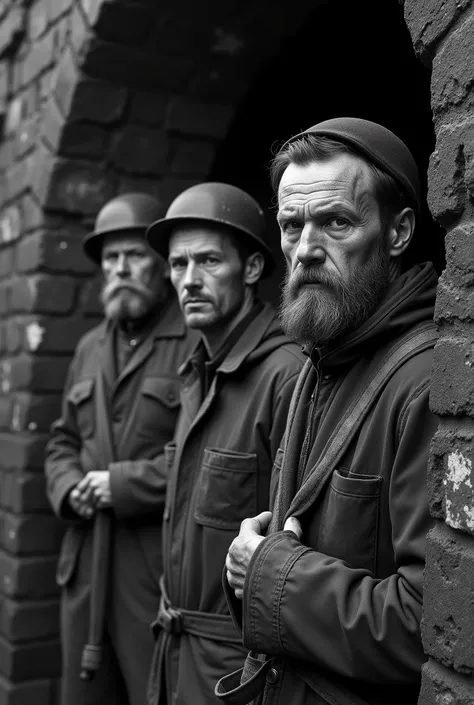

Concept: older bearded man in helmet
[[221, 118, 439, 705], [45, 193, 196, 705], [145, 182, 305, 705]]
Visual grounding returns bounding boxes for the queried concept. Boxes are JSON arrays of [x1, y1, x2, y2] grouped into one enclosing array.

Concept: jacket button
[[167, 392, 175, 402], [266, 668, 279, 685]]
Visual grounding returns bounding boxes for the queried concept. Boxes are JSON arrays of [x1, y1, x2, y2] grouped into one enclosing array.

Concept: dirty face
[[100, 233, 167, 322], [168, 225, 248, 332], [278, 154, 391, 347]]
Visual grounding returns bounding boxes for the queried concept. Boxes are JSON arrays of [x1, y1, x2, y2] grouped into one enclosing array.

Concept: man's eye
[[281, 221, 302, 232], [326, 217, 349, 229], [170, 261, 186, 270], [203, 257, 219, 265]]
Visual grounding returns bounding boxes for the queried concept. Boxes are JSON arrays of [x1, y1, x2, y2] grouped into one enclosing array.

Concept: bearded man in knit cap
[[221, 118, 439, 705]]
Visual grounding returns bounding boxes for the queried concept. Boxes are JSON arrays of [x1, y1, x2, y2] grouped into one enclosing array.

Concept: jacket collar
[[97, 294, 186, 344], [179, 302, 276, 377]]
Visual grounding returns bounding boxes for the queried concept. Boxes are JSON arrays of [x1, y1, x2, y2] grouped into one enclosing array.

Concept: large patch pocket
[[194, 448, 258, 530], [318, 470, 382, 574], [67, 379, 95, 439], [136, 377, 181, 439]]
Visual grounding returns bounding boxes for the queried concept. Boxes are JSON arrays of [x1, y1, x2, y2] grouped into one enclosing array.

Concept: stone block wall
[[404, 0, 474, 701]]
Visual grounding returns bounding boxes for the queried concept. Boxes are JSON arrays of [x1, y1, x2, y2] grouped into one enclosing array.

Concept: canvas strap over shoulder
[[271, 322, 437, 530]]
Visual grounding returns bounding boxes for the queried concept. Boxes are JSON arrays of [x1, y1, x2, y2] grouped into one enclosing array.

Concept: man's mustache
[[287, 267, 340, 292], [102, 280, 149, 299]]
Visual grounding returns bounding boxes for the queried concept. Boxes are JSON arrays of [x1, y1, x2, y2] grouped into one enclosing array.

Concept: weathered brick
[[422, 523, 474, 673], [0, 281, 12, 316], [0, 675, 54, 705], [48, 0, 75, 24], [166, 98, 233, 139], [0, 433, 49, 473], [0, 635, 60, 680], [9, 274, 77, 314], [58, 121, 109, 160], [428, 124, 466, 222], [0, 247, 14, 279], [0, 398, 12, 431], [0, 204, 22, 245], [80, 0, 107, 26], [0, 513, 62, 555], [429, 424, 474, 531], [129, 90, 169, 126], [0, 596, 59, 642], [41, 157, 117, 215], [25, 316, 96, 353], [431, 11, 474, 119], [170, 138, 216, 176], [442, 225, 474, 289], [110, 125, 168, 175], [79, 275, 103, 317], [4, 318, 22, 354], [64, 74, 128, 124], [27, 0, 48, 41], [404, 0, 471, 62], [9, 355, 70, 393], [157, 176, 199, 205], [0, 552, 58, 598], [82, 37, 192, 90], [20, 194, 45, 233], [21, 30, 55, 86], [51, 45, 79, 117], [14, 114, 39, 159], [16, 230, 95, 275], [431, 338, 474, 417], [10, 393, 61, 434], [0, 471, 50, 514], [434, 276, 474, 326], [93, 1, 153, 45], [419, 659, 474, 705], [5, 154, 35, 202], [0, 7, 24, 58], [69, 2, 91, 63]]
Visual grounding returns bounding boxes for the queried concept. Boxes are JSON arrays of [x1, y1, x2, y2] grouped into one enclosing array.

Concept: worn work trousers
[[59, 525, 160, 705]]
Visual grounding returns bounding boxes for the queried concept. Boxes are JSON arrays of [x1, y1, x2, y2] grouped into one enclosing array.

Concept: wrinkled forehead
[[278, 154, 375, 208], [168, 224, 236, 256], [102, 232, 150, 254]]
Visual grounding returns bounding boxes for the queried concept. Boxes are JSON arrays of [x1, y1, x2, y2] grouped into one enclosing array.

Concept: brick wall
[[404, 1, 474, 702], [0, 0, 317, 702]]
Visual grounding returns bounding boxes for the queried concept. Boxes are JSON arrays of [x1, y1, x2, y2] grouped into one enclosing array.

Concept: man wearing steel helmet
[[221, 119, 439, 705], [145, 182, 305, 705], [45, 193, 196, 705]]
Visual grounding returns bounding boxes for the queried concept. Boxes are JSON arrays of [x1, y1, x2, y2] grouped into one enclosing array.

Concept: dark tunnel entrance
[[210, 0, 445, 306]]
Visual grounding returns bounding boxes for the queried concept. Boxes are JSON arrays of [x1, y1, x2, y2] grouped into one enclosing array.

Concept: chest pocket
[[135, 377, 181, 439], [317, 470, 382, 574], [67, 379, 95, 439], [194, 448, 258, 531]]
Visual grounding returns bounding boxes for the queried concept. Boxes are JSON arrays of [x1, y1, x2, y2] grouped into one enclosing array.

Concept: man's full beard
[[101, 280, 155, 322], [280, 243, 391, 349]]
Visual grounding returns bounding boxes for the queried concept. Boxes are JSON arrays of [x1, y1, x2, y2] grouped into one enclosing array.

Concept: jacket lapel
[[96, 321, 116, 394]]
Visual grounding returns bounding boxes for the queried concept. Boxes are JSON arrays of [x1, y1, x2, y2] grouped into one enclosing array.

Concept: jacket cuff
[[222, 565, 243, 634], [242, 531, 308, 654], [54, 472, 84, 519], [109, 461, 135, 519]]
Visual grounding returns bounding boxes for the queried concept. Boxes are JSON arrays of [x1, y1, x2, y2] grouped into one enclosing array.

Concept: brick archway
[[0, 0, 472, 702]]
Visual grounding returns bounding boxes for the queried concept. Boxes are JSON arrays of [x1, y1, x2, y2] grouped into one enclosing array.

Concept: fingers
[[283, 516, 302, 540], [240, 511, 272, 536]]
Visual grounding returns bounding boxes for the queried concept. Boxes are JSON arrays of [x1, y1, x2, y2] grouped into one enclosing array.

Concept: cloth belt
[[153, 576, 242, 643]]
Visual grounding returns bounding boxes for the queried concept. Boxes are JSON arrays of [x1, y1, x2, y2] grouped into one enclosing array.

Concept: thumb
[[240, 511, 272, 535], [283, 516, 302, 540]]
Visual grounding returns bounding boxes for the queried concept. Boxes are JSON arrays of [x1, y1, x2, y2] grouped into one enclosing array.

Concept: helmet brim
[[82, 227, 148, 265], [146, 216, 276, 279]]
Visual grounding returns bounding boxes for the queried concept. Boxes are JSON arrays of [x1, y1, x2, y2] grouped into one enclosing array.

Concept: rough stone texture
[[420, 659, 474, 705], [430, 338, 474, 417], [422, 523, 474, 673], [431, 11, 474, 120]]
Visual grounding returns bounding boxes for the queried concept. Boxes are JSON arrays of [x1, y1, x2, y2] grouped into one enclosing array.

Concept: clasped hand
[[226, 511, 302, 600], [69, 471, 112, 519]]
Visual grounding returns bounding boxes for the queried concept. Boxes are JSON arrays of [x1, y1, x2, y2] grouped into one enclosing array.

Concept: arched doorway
[[211, 0, 445, 305]]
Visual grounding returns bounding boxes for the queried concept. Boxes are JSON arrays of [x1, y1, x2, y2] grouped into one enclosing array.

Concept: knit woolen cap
[[280, 117, 421, 213]]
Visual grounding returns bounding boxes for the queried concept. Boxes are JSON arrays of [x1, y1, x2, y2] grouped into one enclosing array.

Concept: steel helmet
[[83, 192, 166, 264], [146, 182, 275, 278]]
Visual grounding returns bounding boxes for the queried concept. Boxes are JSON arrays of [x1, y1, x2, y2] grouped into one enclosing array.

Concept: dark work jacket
[[224, 263, 439, 705], [45, 296, 196, 598], [152, 303, 305, 705]]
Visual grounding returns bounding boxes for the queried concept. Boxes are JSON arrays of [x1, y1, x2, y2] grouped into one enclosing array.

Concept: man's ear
[[243, 252, 265, 285], [388, 207, 416, 258]]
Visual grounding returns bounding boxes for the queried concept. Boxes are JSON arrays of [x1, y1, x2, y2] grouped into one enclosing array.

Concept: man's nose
[[116, 253, 130, 277], [295, 225, 326, 266], [183, 261, 202, 290]]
